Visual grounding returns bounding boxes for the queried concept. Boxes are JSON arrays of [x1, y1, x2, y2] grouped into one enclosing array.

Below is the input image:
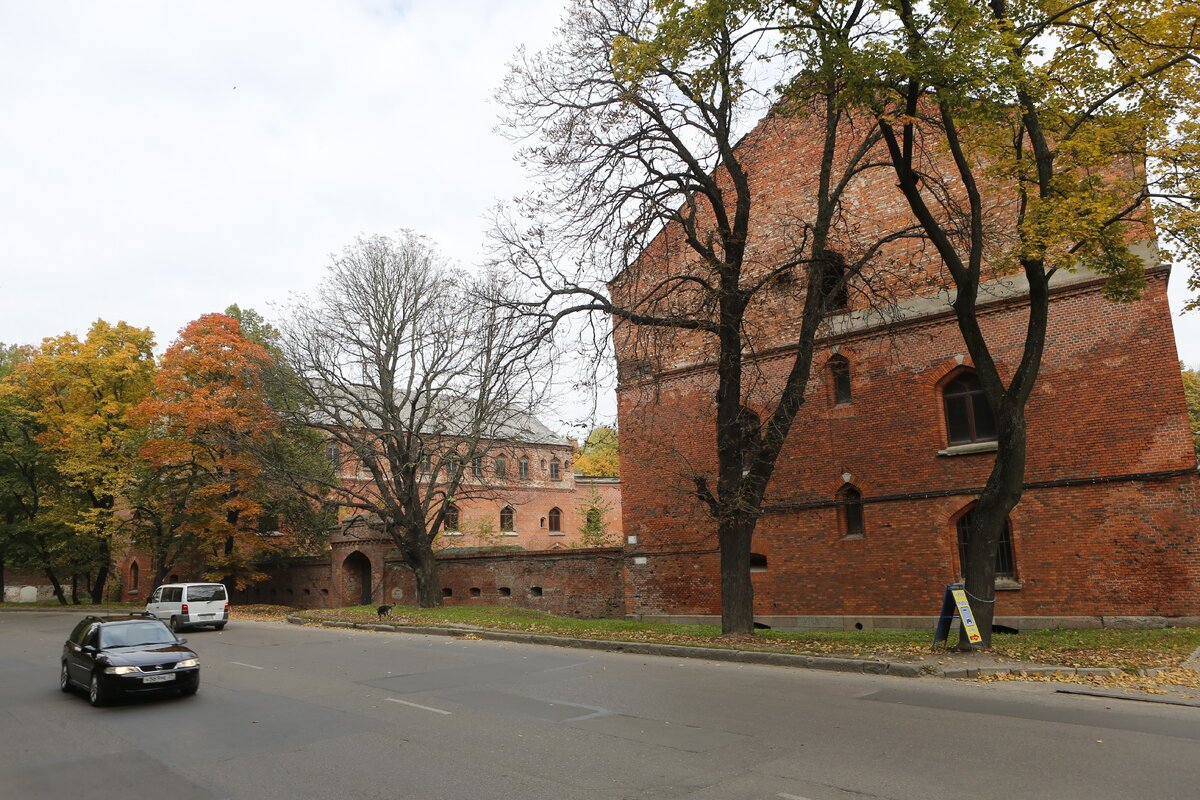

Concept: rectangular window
[[472, 457, 482, 477], [550, 460, 560, 481], [519, 458, 529, 479]]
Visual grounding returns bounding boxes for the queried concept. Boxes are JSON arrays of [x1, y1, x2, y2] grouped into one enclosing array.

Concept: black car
[[60, 614, 200, 706]]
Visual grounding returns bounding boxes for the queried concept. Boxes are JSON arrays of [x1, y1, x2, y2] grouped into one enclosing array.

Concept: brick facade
[[614, 113, 1200, 626]]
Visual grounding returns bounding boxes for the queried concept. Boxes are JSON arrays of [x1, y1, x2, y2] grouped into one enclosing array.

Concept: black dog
[[376, 604, 393, 620]]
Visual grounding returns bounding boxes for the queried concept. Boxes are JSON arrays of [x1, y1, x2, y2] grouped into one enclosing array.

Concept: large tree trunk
[[958, 404, 1027, 650], [718, 517, 754, 635], [407, 539, 442, 608]]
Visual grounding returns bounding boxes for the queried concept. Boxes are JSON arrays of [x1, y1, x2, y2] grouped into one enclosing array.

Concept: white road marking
[[230, 661, 265, 670], [778, 794, 813, 800], [387, 697, 452, 715]]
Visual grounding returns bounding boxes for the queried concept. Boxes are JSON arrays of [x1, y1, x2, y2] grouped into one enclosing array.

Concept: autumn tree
[[0, 342, 69, 603], [13, 321, 155, 602], [795, 0, 1200, 647], [494, 0, 916, 634], [573, 426, 620, 477], [128, 313, 300, 589], [277, 232, 547, 607]]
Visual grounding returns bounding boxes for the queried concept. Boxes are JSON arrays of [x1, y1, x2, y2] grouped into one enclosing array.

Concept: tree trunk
[[718, 517, 754, 635], [409, 542, 442, 608], [88, 539, 110, 604], [958, 405, 1027, 650], [45, 568, 66, 605], [70, 574, 81, 604]]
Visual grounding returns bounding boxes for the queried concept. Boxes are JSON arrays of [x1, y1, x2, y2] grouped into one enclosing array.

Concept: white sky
[[1, 0, 1197, 436]]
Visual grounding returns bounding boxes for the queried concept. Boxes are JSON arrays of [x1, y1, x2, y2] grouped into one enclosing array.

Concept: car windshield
[[99, 621, 176, 648], [187, 585, 226, 602]]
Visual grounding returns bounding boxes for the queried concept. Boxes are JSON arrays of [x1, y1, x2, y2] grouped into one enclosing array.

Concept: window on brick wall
[[325, 441, 340, 468], [829, 355, 852, 405], [838, 484, 865, 538], [129, 562, 139, 591], [750, 553, 768, 572], [819, 250, 849, 311], [500, 506, 515, 532], [956, 508, 1016, 580], [444, 504, 459, 532], [550, 458, 561, 481], [472, 456, 483, 477], [519, 457, 529, 479], [495, 455, 507, 478], [943, 371, 997, 444], [548, 507, 562, 532]]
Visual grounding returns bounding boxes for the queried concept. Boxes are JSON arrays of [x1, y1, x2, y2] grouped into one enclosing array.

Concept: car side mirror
[[81, 645, 97, 655], [176, 638, 187, 645]]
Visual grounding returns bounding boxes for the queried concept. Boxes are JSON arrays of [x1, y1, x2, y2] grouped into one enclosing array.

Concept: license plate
[[199, 614, 215, 618], [143, 673, 176, 684]]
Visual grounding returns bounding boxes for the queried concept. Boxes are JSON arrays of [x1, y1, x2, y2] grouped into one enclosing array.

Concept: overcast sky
[[1, 0, 1197, 434]]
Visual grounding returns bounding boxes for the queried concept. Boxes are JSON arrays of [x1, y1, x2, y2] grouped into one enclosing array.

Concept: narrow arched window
[[943, 371, 997, 444], [444, 504, 459, 532], [129, 562, 139, 591], [829, 355, 851, 405], [750, 553, 768, 572], [548, 507, 562, 532], [495, 455, 507, 478], [500, 506, 515, 532], [838, 485, 865, 538], [819, 250, 849, 310], [956, 508, 1016, 579]]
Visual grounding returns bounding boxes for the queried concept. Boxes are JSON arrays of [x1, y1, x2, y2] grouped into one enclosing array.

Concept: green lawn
[[292, 604, 1200, 670]]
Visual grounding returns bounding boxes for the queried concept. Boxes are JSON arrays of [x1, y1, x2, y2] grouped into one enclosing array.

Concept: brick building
[[613, 113, 1200, 630]]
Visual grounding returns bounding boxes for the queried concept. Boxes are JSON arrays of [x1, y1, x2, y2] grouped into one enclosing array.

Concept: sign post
[[933, 582, 984, 646]]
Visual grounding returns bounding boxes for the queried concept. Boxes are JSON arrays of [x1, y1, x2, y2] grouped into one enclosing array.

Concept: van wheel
[[60, 662, 71, 692], [169, 617, 182, 633], [213, 623, 226, 631], [89, 673, 108, 707]]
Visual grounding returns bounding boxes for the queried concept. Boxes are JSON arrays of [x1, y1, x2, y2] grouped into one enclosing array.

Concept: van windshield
[[186, 585, 227, 602]]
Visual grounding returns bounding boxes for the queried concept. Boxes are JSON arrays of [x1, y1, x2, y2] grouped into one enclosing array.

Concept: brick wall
[[617, 272, 1200, 620]]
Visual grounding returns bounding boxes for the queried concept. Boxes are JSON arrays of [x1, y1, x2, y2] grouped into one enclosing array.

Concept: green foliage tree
[[6, 322, 155, 602], [576, 485, 617, 548], [573, 426, 620, 477], [736, 0, 1200, 646]]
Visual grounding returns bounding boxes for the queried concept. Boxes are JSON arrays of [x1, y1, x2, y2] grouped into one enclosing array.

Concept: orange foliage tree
[[129, 314, 282, 589]]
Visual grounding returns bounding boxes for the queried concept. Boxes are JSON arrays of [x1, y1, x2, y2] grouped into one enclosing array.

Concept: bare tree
[[277, 232, 548, 607], [493, 0, 920, 634]]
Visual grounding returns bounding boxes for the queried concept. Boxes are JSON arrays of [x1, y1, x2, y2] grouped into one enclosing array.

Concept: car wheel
[[88, 672, 108, 707], [180, 681, 199, 697], [60, 661, 71, 693], [169, 616, 181, 633]]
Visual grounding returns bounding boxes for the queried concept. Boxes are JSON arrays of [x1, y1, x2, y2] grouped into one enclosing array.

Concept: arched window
[[129, 562, 139, 591], [838, 484, 865, 538], [550, 459, 561, 481], [750, 553, 768, 572], [548, 507, 562, 532], [828, 355, 851, 405], [956, 508, 1016, 579], [444, 504, 459, 531], [518, 457, 529, 479], [495, 455, 507, 477], [943, 371, 997, 444], [500, 506, 515, 532]]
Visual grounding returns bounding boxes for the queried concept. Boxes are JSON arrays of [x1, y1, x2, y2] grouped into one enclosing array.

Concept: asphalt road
[[1, 611, 1197, 800]]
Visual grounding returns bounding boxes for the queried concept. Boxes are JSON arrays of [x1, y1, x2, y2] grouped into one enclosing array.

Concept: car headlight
[[104, 666, 140, 675], [175, 658, 199, 668]]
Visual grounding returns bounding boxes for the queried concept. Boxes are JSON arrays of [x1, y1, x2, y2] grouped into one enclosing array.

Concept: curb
[[284, 614, 929, 678]]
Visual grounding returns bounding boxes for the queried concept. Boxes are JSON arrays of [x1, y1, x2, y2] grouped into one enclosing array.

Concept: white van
[[146, 583, 229, 632]]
